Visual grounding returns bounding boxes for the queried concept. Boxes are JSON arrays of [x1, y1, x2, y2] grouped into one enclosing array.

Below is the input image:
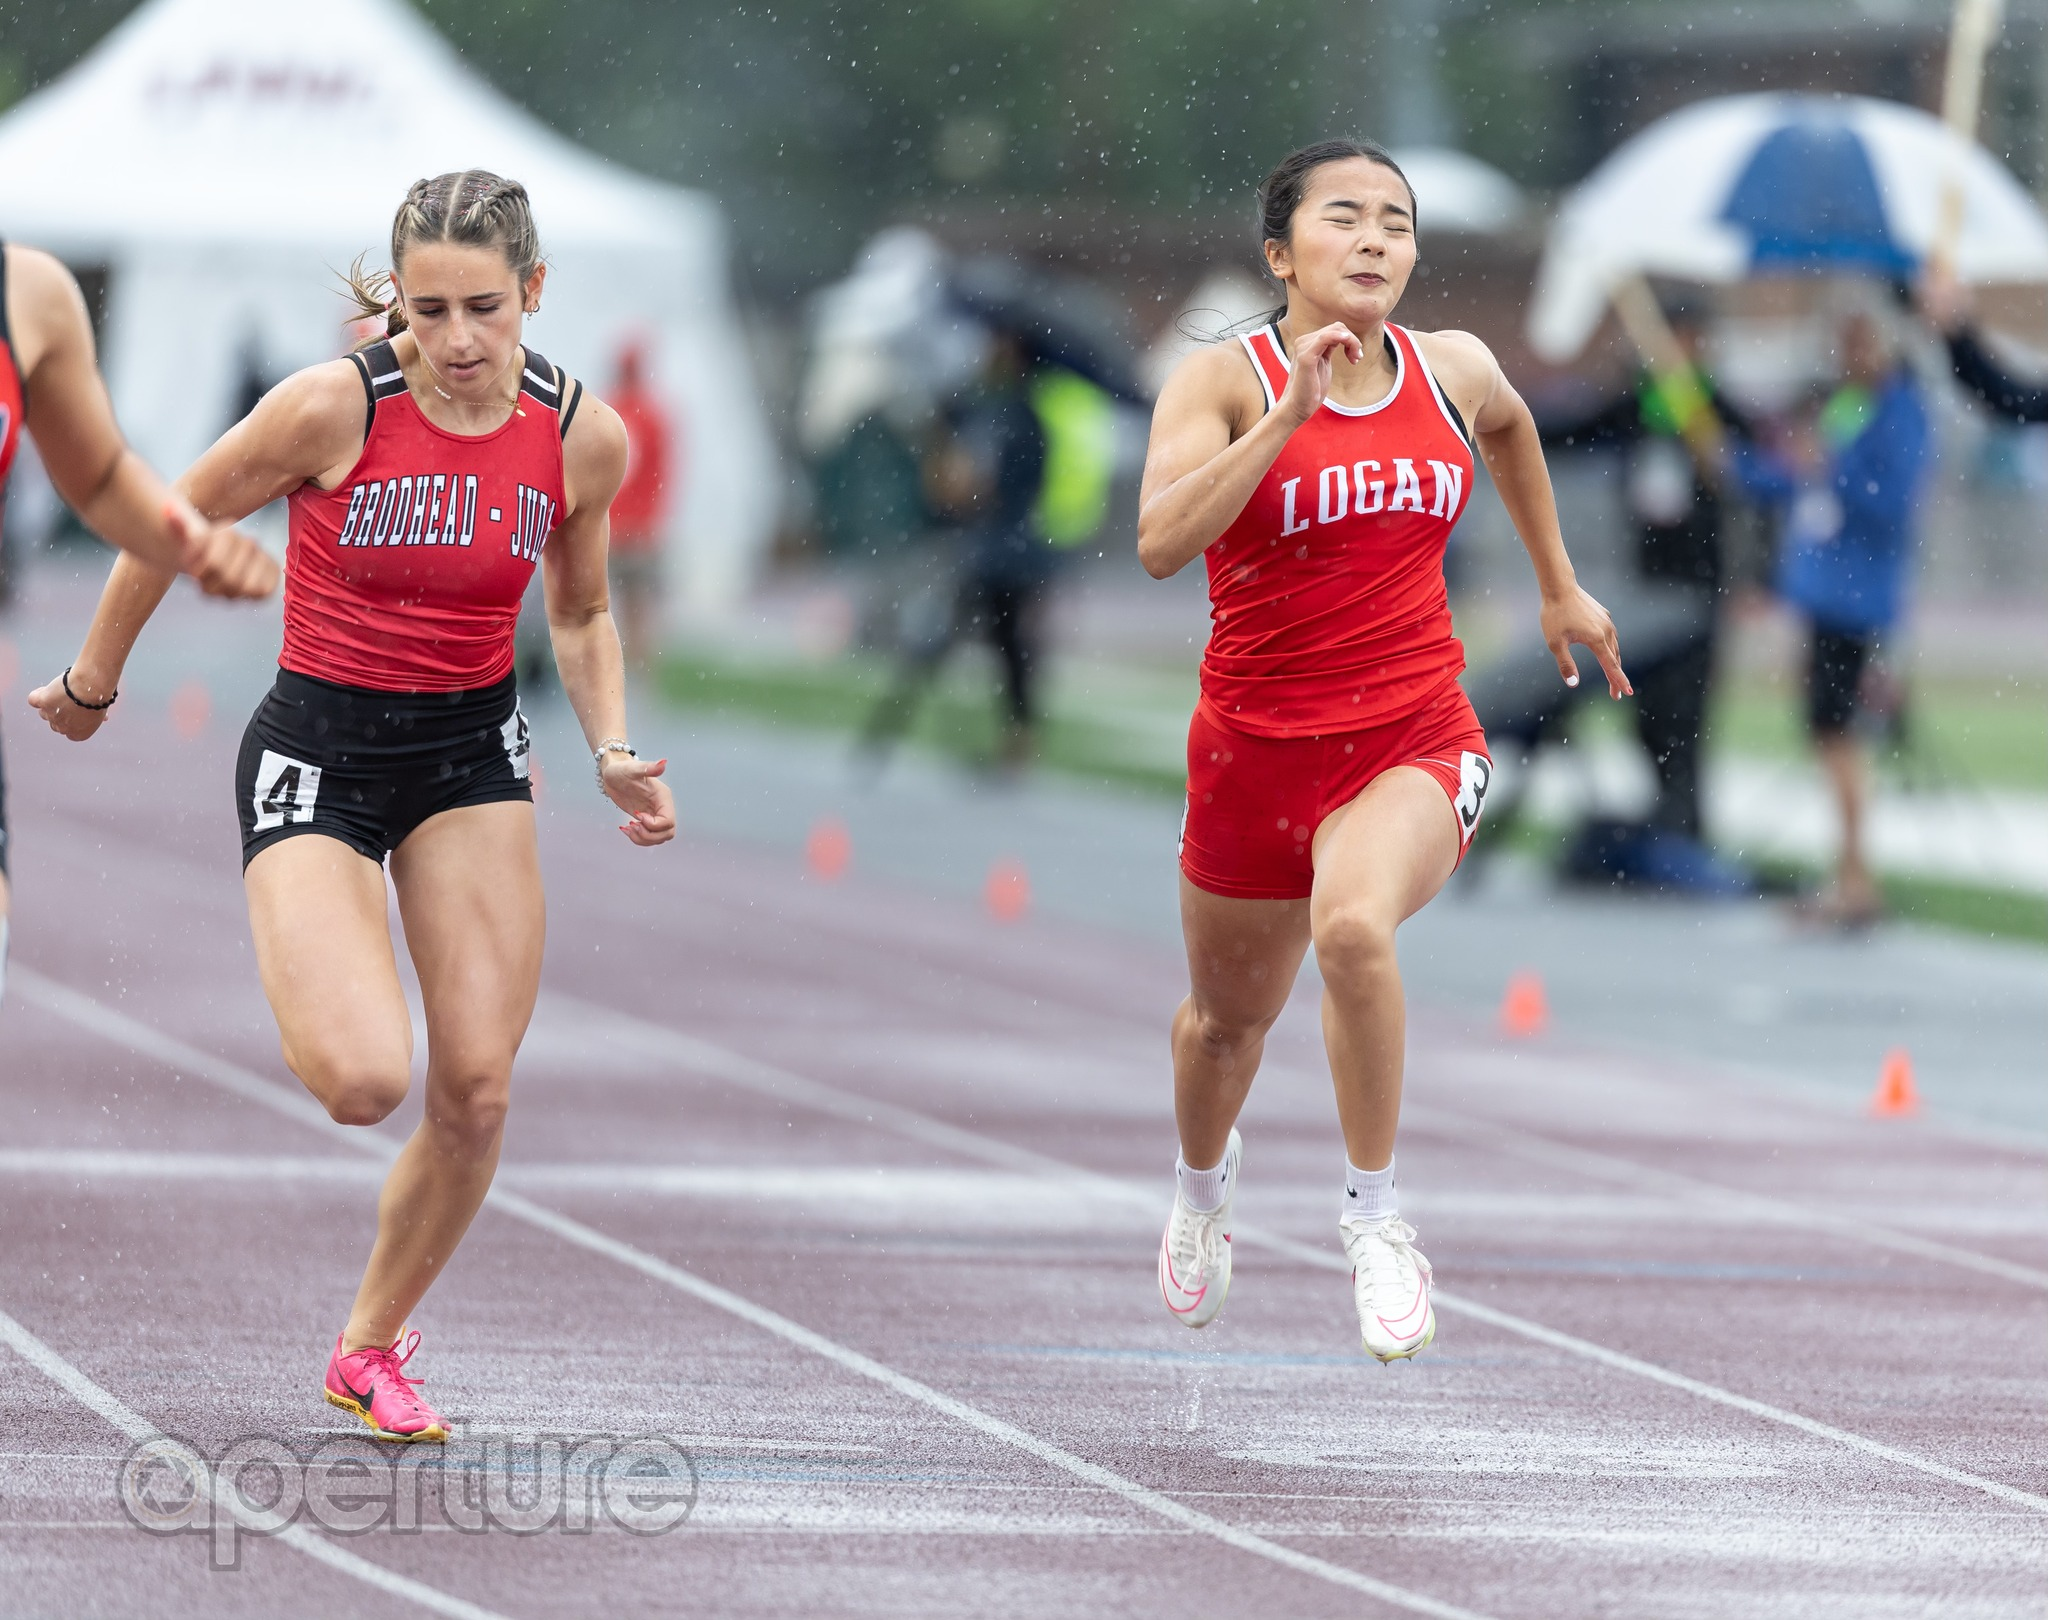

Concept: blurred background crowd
[[0, 0, 2043, 941]]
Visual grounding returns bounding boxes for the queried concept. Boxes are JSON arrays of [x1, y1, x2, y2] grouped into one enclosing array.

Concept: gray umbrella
[[947, 257, 1148, 403]]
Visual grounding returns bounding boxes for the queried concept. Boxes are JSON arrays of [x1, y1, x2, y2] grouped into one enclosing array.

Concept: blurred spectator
[[1918, 265, 2048, 423], [813, 409, 932, 657], [1731, 308, 1930, 926], [1534, 302, 1749, 851], [862, 332, 1116, 772], [608, 339, 675, 672]]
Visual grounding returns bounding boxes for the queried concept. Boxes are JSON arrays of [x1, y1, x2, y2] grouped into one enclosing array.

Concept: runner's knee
[[1312, 905, 1399, 992], [306, 1059, 409, 1127], [1185, 998, 1280, 1064], [425, 1068, 510, 1152]]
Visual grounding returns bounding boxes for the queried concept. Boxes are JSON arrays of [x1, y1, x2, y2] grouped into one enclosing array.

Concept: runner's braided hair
[[342, 170, 543, 348]]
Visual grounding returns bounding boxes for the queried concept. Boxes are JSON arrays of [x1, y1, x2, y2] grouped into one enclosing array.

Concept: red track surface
[[2, 710, 2044, 1619]]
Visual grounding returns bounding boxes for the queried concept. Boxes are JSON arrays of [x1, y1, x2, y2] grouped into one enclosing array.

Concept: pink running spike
[[324, 1328, 448, 1443]]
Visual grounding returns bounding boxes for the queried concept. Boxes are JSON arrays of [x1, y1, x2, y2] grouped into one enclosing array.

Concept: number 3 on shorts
[[252, 749, 323, 832], [1453, 751, 1491, 844]]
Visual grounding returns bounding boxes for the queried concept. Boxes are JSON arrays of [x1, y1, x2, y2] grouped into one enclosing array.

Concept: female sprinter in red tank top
[[1144, 141, 1628, 1361], [0, 241, 277, 1002], [30, 172, 674, 1439]]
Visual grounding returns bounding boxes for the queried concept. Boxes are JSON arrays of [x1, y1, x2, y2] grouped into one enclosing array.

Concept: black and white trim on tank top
[[349, 341, 573, 437]]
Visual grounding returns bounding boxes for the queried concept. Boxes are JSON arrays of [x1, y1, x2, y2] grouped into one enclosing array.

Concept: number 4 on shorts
[[252, 749, 323, 832]]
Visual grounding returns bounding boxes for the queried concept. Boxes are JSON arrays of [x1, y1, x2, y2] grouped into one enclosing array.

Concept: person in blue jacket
[[1732, 308, 1930, 925]]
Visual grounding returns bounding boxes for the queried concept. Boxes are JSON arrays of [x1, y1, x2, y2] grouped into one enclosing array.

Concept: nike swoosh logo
[[1378, 1276, 1431, 1336], [1161, 1252, 1207, 1307], [333, 1364, 376, 1407], [1159, 1239, 1212, 1312]]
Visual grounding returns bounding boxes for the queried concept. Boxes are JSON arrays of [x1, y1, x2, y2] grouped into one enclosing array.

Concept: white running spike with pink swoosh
[[1342, 1218, 1436, 1362], [1158, 1130, 1240, 1329]]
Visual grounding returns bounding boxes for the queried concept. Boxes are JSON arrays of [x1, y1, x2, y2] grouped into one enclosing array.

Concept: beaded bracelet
[[593, 737, 636, 790], [62, 666, 118, 711]]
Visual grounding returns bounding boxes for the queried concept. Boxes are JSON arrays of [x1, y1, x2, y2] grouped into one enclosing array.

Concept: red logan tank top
[[282, 339, 584, 692], [0, 244, 26, 495], [1198, 321, 1474, 736]]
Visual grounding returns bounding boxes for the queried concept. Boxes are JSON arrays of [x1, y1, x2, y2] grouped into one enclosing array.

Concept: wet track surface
[[1, 602, 2045, 1616]]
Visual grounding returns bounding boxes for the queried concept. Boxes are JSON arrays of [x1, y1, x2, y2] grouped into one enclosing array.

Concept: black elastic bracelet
[[62, 666, 118, 711]]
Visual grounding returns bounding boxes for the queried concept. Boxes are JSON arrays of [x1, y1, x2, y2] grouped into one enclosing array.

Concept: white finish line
[[10, 967, 1493, 1620], [542, 988, 2048, 1520], [0, 1306, 508, 1620], [16, 960, 2048, 1614]]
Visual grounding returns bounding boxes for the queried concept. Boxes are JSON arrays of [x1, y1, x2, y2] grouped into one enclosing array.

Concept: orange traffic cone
[[985, 857, 1031, 923], [1869, 1048, 1920, 1118], [1499, 970, 1549, 1037], [806, 817, 852, 881]]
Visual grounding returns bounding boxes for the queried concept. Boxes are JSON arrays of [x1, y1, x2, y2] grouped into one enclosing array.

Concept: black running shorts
[[235, 669, 533, 869], [1806, 626, 1872, 738]]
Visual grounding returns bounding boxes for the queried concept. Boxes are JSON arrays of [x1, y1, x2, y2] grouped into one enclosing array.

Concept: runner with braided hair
[[32, 170, 673, 1440]]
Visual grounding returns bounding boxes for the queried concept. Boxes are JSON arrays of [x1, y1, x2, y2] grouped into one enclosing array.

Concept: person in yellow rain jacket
[[861, 342, 1115, 772]]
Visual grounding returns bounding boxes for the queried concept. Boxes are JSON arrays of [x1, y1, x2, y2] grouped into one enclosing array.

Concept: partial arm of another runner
[[8, 245, 278, 601], [546, 387, 675, 847], [1136, 322, 1364, 579], [29, 361, 366, 741], [1417, 328, 1632, 700]]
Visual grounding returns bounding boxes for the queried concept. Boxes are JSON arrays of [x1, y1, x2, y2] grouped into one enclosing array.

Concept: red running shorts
[[1180, 679, 1493, 901]]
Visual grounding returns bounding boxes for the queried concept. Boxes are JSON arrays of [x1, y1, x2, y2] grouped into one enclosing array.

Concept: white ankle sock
[[1341, 1157, 1396, 1226], [1176, 1148, 1232, 1213]]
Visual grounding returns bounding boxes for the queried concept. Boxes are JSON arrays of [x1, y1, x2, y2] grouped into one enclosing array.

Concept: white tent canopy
[[0, 0, 777, 609]]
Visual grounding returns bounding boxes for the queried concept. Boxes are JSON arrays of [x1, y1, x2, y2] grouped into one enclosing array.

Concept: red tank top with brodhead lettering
[[1198, 321, 1473, 736], [282, 340, 581, 692], [0, 243, 26, 497]]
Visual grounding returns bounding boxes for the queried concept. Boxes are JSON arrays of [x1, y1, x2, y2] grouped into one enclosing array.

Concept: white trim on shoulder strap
[[1235, 330, 1278, 413], [1263, 321, 1292, 374], [1393, 323, 1473, 446], [522, 366, 559, 397]]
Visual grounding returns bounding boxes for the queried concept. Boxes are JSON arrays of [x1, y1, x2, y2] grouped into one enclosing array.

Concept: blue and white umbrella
[[1528, 92, 2048, 362]]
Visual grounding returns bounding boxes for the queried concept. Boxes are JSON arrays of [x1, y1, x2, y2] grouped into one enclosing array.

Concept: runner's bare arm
[[1136, 324, 1363, 580], [1415, 328, 1631, 699], [7, 245, 278, 602], [544, 389, 675, 847], [28, 361, 366, 741]]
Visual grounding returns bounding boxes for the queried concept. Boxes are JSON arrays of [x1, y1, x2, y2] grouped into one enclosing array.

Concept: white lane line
[[0, 1150, 381, 1182], [0, 1148, 1106, 1206], [542, 989, 2048, 1520], [554, 971, 2048, 1292], [0, 1305, 511, 1620], [23, 1147, 2030, 1238], [490, 1188, 1495, 1620], [11, 972, 1492, 1618], [23, 967, 2048, 1529], [1225, 1220, 2048, 1516], [538, 989, 1061, 1176], [13, 972, 372, 1151], [1399, 1098, 2048, 1292]]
